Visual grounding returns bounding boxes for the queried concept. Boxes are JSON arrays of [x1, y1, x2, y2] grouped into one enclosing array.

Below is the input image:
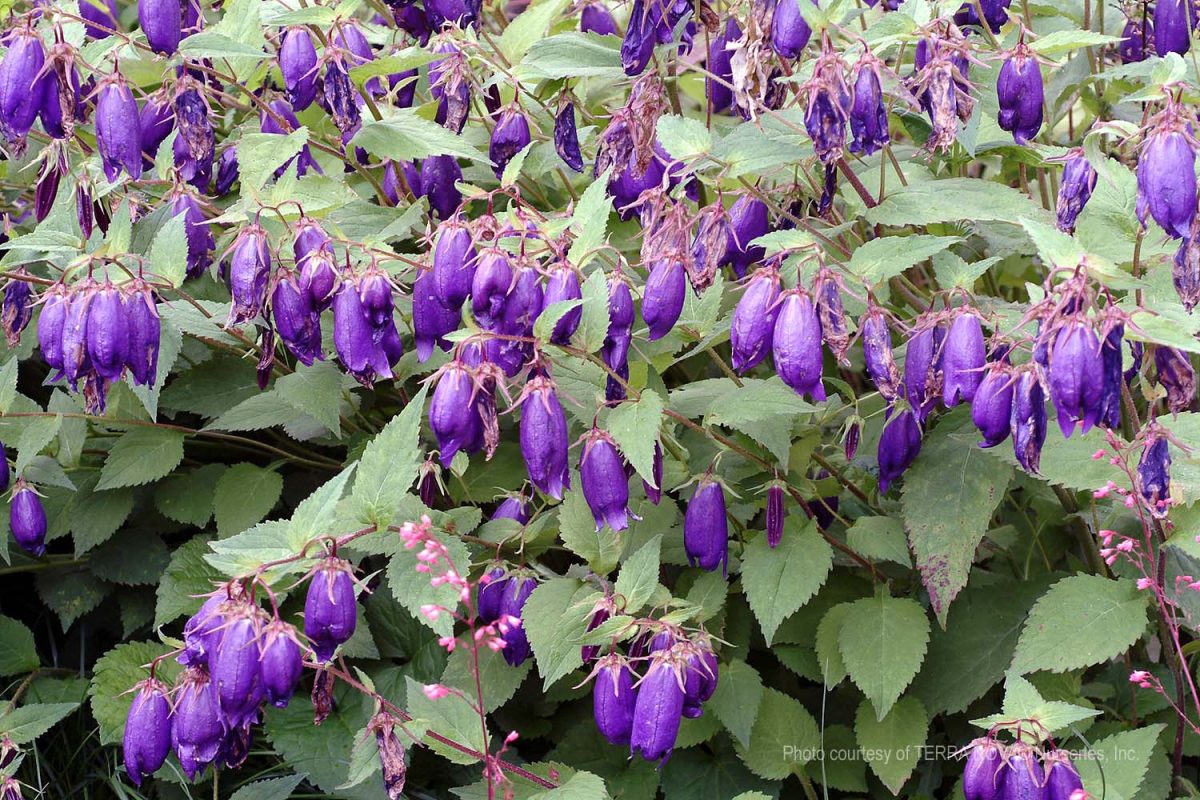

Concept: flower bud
[[519, 376, 571, 500], [81, 0, 120, 38], [772, 289, 826, 400], [476, 568, 508, 623], [9, 480, 46, 557], [212, 608, 265, 729], [766, 483, 785, 548], [489, 107, 532, 180], [1155, 345, 1195, 414], [630, 651, 684, 763], [123, 678, 172, 786], [260, 620, 304, 708], [877, 406, 921, 493], [84, 282, 129, 382], [1055, 149, 1097, 234], [861, 306, 900, 400], [500, 576, 536, 666], [1099, 322, 1124, 429], [413, 269, 460, 362], [95, 74, 143, 182], [1048, 319, 1104, 437], [1011, 367, 1047, 473], [849, 59, 888, 156], [593, 654, 636, 745], [603, 276, 634, 402], [999, 743, 1044, 800], [942, 311, 986, 406], [272, 269, 323, 366], [0, 29, 45, 149], [1043, 751, 1083, 800], [580, 428, 631, 531], [1137, 117, 1196, 239], [333, 24, 381, 97], [707, 18, 741, 113], [731, 267, 780, 373], [685, 476, 728, 575], [1154, 0, 1190, 56], [996, 45, 1043, 145], [139, 0, 183, 54], [322, 56, 361, 135], [643, 258, 686, 341], [971, 363, 1014, 448], [904, 323, 942, 422], [125, 282, 161, 387], [682, 642, 718, 717], [771, 0, 813, 59], [1119, 13, 1152, 63], [492, 496, 530, 524], [305, 558, 358, 662], [421, 155, 464, 221], [544, 263, 583, 344], [581, 2, 619, 34], [962, 737, 1005, 800], [168, 192, 214, 279], [429, 219, 476, 311], [555, 102, 585, 173], [2, 275, 32, 348], [430, 360, 479, 466], [722, 196, 769, 279], [171, 667, 223, 781], [358, 268, 394, 333], [621, 0, 658, 75], [225, 224, 270, 327]]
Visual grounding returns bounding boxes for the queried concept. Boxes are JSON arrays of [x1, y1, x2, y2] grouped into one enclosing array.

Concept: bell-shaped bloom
[[731, 267, 780, 373], [212, 610, 264, 729], [685, 476, 728, 575], [1155, 0, 1190, 55], [413, 269, 460, 362], [1137, 121, 1196, 239], [581, 2, 619, 34], [95, 75, 143, 182], [707, 18, 741, 113], [430, 361, 479, 467], [555, 102, 585, 172], [630, 651, 685, 764], [37, 286, 67, 376], [877, 406, 921, 493], [999, 744, 1044, 800], [772, 289, 826, 400], [421, 154, 464, 221], [519, 376, 571, 499], [861, 306, 899, 400], [426, 0, 477, 30], [125, 282, 161, 386], [305, 558, 358, 662], [321, 56, 361, 135], [9, 480, 46, 557], [80, 0, 120, 38], [996, 47, 1043, 145], [1, 276, 32, 348], [139, 0, 183, 54], [722, 197, 769, 278], [272, 269, 323, 366], [803, 50, 851, 165], [1055, 149, 1097, 233], [171, 667, 223, 781], [138, 94, 174, 161], [580, 428, 631, 531], [1043, 751, 1084, 800], [1155, 345, 1196, 414], [84, 282, 129, 382], [177, 593, 227, 667], [681, 642, 718, 717], [476, 568, 508, 623], [766, 483, 785, 548], [621, 0, 658, 75], [280, 27, 318, 111], [333, 281, 393, 387], [489, 107, 532, 180], [544, 263, 583, 344], [123, 678, 172, 786], [594, 654, 637, 745], [357, 268, 395, 334], [904, 324, 942, 422], [470, 248, 514, 330], [225, 224, 270, 327], [1048, 319, 1104, 437], [643, 258, 686, 340], [333, 24, 381, 97], [771, 0, 813, 59], [603, 276, 635, 402], [174, 86, 215, 177], [942, 311, 986, 405], [849, 59, 889, 155], [1010, 367, 1047, 473], [1099, 322, 1124, 429], [972, 363, 1014, 448], [167, 193, 213, 279], [499, 576, 537, 666], [1120, 14, 1152, 63], [492, 496, 531, 525], [812, 269, 849, 362], [0, 28, 45, 147], [260, 620, 304, 708], [962, 738, 1005, 800]]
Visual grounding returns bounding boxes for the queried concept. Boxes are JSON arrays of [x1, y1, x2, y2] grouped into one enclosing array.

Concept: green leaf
[[845, 516, 912, 566], [574, 270, 610, 353], [0, 703, 79, 744], [348, 48, 439, 83], [854, 696, 928, 795], [179, 30, 267, 59], [535, 299, 584, 342], [229, 774, 308, 800], [529, 770, 608, 800], [206, 392, 308, 432], [971, 674, 1100, 735], [238, 128, 310, 195], [89, 641, 180, 745], [69, 474, 135, 555], [89, 530, 170, 585], [814, 602, 853, 686], [558, 485, 622, 572], [1010, 574, 1149, 674], [522, 578, 594, 689], [1028, 29, 1122, 57], [845, 235, 960, 285], [931, 251, 999, 290], [404, 675, 484, 765], [0, 616, 39, 676], [148, 211, 188, 288], [442, 645, 530, 713], [155, 535, 222, 626], [685, 570, 728, 623], [614, 534, 661, 612], [96, 428, 185, 490], [288, 466, 356, 551], [1076, 725, 1166, 800], [838, 592, 931, 719], [386, 527, 472, 637], [500, 0, 571, 63], [0, 358, 17, 414], [352, 384, 428, 527], [352, 110, 485, 163], [264, 682, 378, 798], [519, 32, 625, 81], [606, 389, 664, 486], [213, 463, 284, 537], [35, 569, 109, 631], [742, 518, 833, 644], [15, 415, 61, 475], [709, 660, 764, 749], [732, 686, 819, 780], [703, 378, 815, 463], [155, 463, 225, 527], [656, 115, 713, 160], [901, 418, 1012, 625], [567, 170, 611, 268], [865, 178, 1051, 228]]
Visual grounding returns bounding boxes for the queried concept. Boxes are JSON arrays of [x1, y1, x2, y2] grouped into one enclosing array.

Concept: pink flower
[[1092, 449, 1107, 460], [423, 683, 451, 700], [1136, 577, 1154, 590]]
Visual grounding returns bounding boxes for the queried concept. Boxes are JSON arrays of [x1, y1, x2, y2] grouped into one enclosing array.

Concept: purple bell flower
[[722, 196, 769, 278], [942, 311, 986, 406], [432, 218, 477, 310], [766, 483, 785, 548], [174, 84, 215, 180], [37, 285, 66, 376], [272, 269, 323, 366], [413, 269, 460, 362], [1043, 751, 1084, 800], [321, 55, 361, 135], [179, 593, 227, 668], [1155, 345, 1195, 414], [333, 24, 381, 97], [904, 323, 942, 422], [581, 2, 619, 34], [1137, 113, 1196, 239], [555, 102, 585, 173], [471, 248, 514, 330], [643, 258, 686, 341], [999, 744, 1044, 800], [972, 363, 1014, 448], [426, 0, 478, 30], [1120, 13, 1152, 63], [861, 306, 900, 400], [580, 601, 612, 663], [544, 263, 583, 344], [169, 192, 214, 279], [681, 642, 718, 717], [580, 428, 631, 531], [211, 608, 265, 729], [803, 48, 851, 165], [962, 738, 1005, 800], [476, 568, 508, 623], [304, 558, 358, 662], [225, 224, 270, 327], [333, 280, 394, 387], [1099, 321, 1124, 429], [1056, 149, 1097, 233], [1, 276, 32, 348], [877, 406, 921, 493], [80, 0, 120, 38], [0, 27, 45, 149], [813, 268, 849, 362], [731, 266, 781, 373], [492, 496, 530, 524], [95, 74, 143, 182], [280, 27, 318, 110], [685, 475, 728, 575], [489, 107, 532, 180], [849, 57, 889, 155], [996, 45, 1043, 145], [260, 620, 304, 708], [594, 654, 637, 745], [85, 282, 129, 382], [771, 0, 813, 59], [621, 0, 658, 75], [357, 267, 395, 333], [1048, 319, 1104, 437], [421, 155, 464, 220], [772, 289, 826, 400], [139, 0, 183, 54], [630, 651, 685, 764], [125, 282, 161, 387], [519, 376, 571, 500], [138, 94, 174, 161], [10, 480, 46, 557], [123, 679, 172, 786], [1011, 367, 1047, 473], [603, 276, 634, 402], [707, 18, 741, 113], [1155, 0, 1190, 55], [430, 42, 471, 133], [499, 576, 536, 666], [430, 361, 479, 466], [171, 666, 223, 781], [298, 246, 337, 315]]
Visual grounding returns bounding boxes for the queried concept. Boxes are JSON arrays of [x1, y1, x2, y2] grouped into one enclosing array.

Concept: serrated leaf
[[352, 110, 485, 163], [1076, 725, 1165, 800], [89, 531, 171, 585], [288, 465, 356, 551], [442, 645, 530, 713], [96, 428, 185, 490], [865, 178, 1051, 228], [0, 616, 39, 676], [846, 516, 912, 566], [845, 235, 960, 285], [229, 774, 308, 800], [88, 641, 180, 745], [614, 535, 661, 612], [155, 463, 225, 527], [606, 389, 664, 487], [522, 578, 594, 689], [386, 527, 472, 638], [709, 660, 764, 749], [404, 675, 484, 765], [35, 569, 109, 631], [239, 128, 309, 195], [971, 674, 1100, 734], [535, 299, 584, 342], [815, 602, 852, 686], [69, 474, 134, 555], [206, 392, 306, 432], [214, 463, 283, 537], [838, 592, 930, 720], [742, 518, 832, 644], [656, 114, 712, 160], [1010, 574, 1149, 674], [500, 0, 571, 63], [567, 169, 611, 268], [704, 377, 815, 463], [0, 359, 17, 413], [519, 32, 625, 81], [352, 384, 428, 527], [0, 703, 79, 744], [148, 212, 188, 288], [155, 535, 222, 626], [558, 486, 622, 573], [854, 696, 928, 795], [733, 687, 819, 779], [15, 415, 61, 475], [575, 270, 610, 353], [1028, 29, 1121, 56]]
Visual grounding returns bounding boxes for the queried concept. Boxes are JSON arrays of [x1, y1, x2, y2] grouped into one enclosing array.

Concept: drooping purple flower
[[413, 269, 460, 362], [942, 311, 986, 406], [1043, 751, 1083, 800], [139, 0, 183, 54], [643, 258, 686, 341], [430, 41, 471, 133], [1099, 321, 1124, 429], [430, 219, 477, 310], [722, 196, 769, 279], [174, 84, 215, 179], [499, 576, 536, 666], [861, 305, 900, 400], [803, 46, 851, 165], [426, 0, 478, 30], [731, 266, 781, 373], [212, 608, 264, 729], [169, 192, 214, 279], [138, 94, 174, 161], [125, 282, 161, 387], [772, 289, 826, 400], [333, 23, 381, 97], [544, 263, 583, 344], [333, 280, 393, 387], [123, 678, 172, 786], [581, 2, 619, 34], [962, 738, 1005, 800], [580, 428, 631, 531], [272, 268, 323, 366], [766, 482, 785, 548], [225, 224, 270, 327], [630, 651, 684, 764], [1155, 345, 1196, 414], [0, 27, 45, 149], [1011, 367, 1047, 473], [178, 593, 227, 668], [603, 276, 634, 403], [474, 568, 508, 625], [80, 0, 120, 38], [681, 642, 718, 717], [849, 57, 888, 156], [470, 248, 514, 330], [430, 360, 479, 466], [1, 275, 32, 348], [357, 267, 395, 334], [36, 46, 82, 141], [60, 280, 95, 389], [621, 0, 658, 76], [1137, 112, 1196, 239], [1055, 149, 1097, 234], [813, 268, 849, 363], [707, 18, 741, 114], [555, 102, 585, 173], [95, 74, 143, 182], [999, 744, 1044, 800], [305, 558, 358, 662], [421, 155, 464, 221], [84, 282, 129, 382], [34, 150, 64, 222], [322, 55, 361, 135], [580, 600, 612, 663], [771, 0, 813, 59], [594, 654, 637, 745], [260, 620, 304, 708], [877, 406, 921, 493], [489, 106, 532, 180], [1155, 0, 1190, 55], [972, 362, 1014, 448], [10, 480, 46, 557], [38, 286, 68, 376], [685, 475, 728, 575], [904, 323, 942, 422], [643, 441, 664, 504], [519, 376, 571, 500], [170, 667, 223, 781], [1120, 13, 1152, 63], [996, 45, 1043, 145], [1048, 319, 1104, 437]]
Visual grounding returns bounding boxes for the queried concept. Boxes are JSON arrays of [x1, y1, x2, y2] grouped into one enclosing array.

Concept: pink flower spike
[[1136, 577, 1153, 590], [1069, 791, 1091, 800], [1129, 670, 1152, 684], [1092, 449, 1107, 460], [420, 604, 442, 620], [423, 683, 451, 700], [1093, 487, 1110, 498], [1099, 529, 1116, 544], [1124, 495, 1136, 508], [438, 635, 457, 651], [504, 730, 519, 744], [1117, 539, 1134, 552]]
